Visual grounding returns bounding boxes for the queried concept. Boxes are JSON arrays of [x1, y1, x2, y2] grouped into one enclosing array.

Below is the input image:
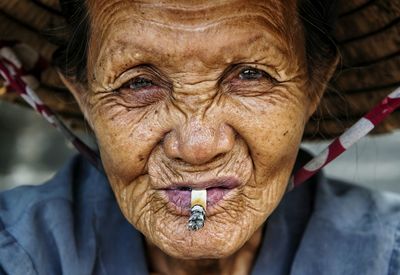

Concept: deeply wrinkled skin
[[61, 0, 336, 272]]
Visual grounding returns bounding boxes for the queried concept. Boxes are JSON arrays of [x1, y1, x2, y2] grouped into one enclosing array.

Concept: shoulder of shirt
[[0, 155, 124, 275], [315, 177, 400, 271], [0, 154, 90, 229], [289, 176, 400, 274], [315, 177, 400, 228]]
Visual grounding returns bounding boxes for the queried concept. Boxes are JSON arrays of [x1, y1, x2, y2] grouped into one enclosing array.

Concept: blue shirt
[[1, 153, 400, 275]]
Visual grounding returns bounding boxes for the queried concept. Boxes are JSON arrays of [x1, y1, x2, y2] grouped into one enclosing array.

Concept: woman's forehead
[[87, 0, 303, 80], [88, 0, 292, 27]]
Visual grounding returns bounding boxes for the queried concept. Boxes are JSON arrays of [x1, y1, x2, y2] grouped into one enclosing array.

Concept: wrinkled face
[[83, 0, 313, 259]]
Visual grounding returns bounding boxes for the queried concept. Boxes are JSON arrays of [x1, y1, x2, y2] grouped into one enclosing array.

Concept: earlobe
[[57, 71, 94, 128]]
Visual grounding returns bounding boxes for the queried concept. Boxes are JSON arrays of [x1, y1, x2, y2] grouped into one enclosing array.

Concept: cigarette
[[187, 189, 207, 231]]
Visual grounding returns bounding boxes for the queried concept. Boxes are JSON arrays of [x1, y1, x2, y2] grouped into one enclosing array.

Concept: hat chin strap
[[289, 86, 400, 190], [1, 43, 399, 188]]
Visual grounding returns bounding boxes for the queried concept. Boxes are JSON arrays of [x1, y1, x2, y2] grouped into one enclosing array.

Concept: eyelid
[[111, 65, 171, 91], [220, 63, 280, 85], [239, 67, 266, 79], [240, 65, 279, 82], [122, 76, 153, 88]]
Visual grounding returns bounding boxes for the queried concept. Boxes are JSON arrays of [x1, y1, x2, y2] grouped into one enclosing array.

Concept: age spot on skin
[[283, 130, 289, 136]]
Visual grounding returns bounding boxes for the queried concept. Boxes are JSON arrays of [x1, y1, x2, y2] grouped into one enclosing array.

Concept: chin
[[113, 160, 288, 260], [153, 225, 245, 259], [140, 203, 265, 259]]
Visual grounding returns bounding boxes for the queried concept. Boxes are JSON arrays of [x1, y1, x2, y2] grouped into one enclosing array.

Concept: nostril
[[213, 153, 225, 161], [173, 152, 225, 165], [174, 157, 184, 162]]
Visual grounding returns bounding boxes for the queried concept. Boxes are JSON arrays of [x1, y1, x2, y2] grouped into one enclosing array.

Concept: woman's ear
[[57, 71, 94, 128]]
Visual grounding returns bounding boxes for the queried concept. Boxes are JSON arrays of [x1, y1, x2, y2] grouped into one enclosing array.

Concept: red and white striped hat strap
[[290, 87, 400, 189], [0, 44, 102, 171]]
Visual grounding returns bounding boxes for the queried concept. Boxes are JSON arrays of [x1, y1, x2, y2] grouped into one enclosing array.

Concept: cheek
[[220, 91, 309, 209], [89, 101, 171, 182], [223, 91, 309, 168]]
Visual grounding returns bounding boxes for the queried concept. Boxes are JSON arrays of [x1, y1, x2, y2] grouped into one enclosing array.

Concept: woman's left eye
[[239, 68, 265, 80], [128, 77, 155, 90]]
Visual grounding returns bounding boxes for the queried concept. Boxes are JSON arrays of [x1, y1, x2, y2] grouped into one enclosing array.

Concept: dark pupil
[[239, 69, 263, 80], [130, 78, 153, 90]]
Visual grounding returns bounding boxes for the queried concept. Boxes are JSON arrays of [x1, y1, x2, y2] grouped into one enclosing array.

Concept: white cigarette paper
[[191, 189, 207, 209], [187, 189, 207, 231]]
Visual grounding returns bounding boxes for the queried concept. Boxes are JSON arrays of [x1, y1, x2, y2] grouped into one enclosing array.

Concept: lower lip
[[165, 187, 231, 210]]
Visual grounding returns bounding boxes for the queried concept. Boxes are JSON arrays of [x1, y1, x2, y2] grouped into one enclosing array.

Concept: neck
[[146, 228, 263, 275]]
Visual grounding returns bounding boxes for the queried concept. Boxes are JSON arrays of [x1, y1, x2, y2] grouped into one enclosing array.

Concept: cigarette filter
[[187, 189, 207, 231]]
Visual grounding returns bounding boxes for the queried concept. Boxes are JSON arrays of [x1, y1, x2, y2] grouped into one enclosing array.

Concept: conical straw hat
[[1, 0, 399, 139]]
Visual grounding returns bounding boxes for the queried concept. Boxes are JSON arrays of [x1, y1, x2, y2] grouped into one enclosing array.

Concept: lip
[[162, 177, 240, 215]]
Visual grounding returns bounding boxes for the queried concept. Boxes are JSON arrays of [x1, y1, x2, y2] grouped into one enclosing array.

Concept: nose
[[163, 119, 235, 165]]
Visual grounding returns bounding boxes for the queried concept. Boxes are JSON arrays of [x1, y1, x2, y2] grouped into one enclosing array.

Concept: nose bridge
[[163, 114, 234, 165], [172, 81, 217, 115]]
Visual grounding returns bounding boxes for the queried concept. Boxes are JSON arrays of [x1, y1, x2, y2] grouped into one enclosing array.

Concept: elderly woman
[[1, 0, 400, 274]]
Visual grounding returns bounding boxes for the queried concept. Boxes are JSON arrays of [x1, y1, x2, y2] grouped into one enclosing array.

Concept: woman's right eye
[[127, 77, 156, 91], [116, 75, 167, 106]]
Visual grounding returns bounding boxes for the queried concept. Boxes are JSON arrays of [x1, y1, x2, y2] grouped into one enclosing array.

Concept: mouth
[[163, 177, 240, 214]]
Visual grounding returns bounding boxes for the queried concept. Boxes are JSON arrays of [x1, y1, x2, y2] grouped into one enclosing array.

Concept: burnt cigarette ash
[[188, 205, 206, 231], [187, 189, 207, 231]]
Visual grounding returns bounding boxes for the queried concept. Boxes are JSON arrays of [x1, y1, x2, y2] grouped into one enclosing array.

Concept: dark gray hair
[[53, 0, 90, 83]]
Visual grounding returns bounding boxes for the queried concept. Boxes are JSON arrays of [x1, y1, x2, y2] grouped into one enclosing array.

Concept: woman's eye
[[239, 68, 264, 80], [116, 75, 167, 106], [128, 77, 155, 90]]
